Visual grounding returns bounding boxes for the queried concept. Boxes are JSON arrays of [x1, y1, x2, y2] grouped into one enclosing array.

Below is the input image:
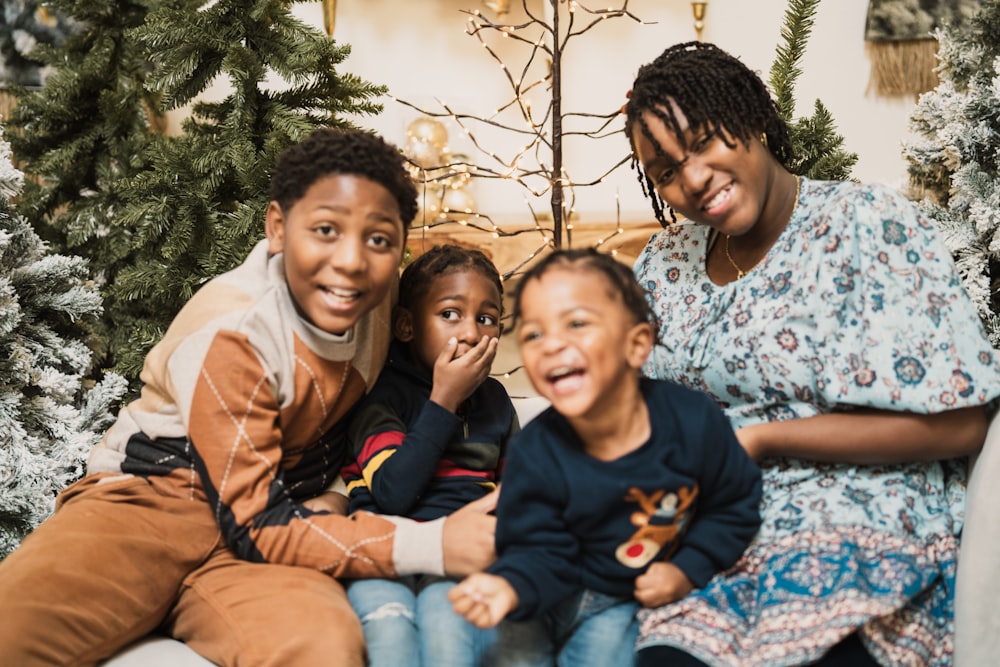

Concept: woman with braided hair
[[624, 41, 1000, 666]]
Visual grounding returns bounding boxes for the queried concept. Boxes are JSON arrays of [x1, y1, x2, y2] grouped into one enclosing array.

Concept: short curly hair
[[269, 127, 419, 232]]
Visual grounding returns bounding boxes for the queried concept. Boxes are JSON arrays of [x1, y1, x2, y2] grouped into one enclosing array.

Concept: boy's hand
[[443, 489, 498, 576], [430, 335, 498, 413], [301, 491, 349, 515], [448, 572, 519, 629], [634, 561, 694, 608]]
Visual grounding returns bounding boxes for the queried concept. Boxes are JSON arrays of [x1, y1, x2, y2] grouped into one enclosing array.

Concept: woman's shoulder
[[643, 220, 707, 248], [801, 178, 915, 216], [636, 221, 708, 277], [794, 178, 936, 252]]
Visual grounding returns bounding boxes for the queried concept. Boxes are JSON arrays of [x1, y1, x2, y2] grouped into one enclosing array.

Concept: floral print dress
[[633, 178, 1000, 666]]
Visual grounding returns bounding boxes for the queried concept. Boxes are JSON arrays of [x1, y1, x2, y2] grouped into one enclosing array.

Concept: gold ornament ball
[[407, 117, 449, 150], [405, 138, 444, 170]]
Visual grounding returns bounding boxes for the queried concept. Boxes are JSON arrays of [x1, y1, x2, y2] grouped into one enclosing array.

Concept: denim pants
[[488, 589, 639, 667], [347, 576, 498, 667]]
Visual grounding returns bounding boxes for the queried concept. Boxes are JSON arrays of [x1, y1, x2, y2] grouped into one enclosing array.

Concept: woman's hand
[[634, 561, 694, 608]]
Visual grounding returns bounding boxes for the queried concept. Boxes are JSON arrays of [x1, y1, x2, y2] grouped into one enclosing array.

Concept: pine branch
[[769, 0, 857, 181], [769, 0, 820, 122], [903, 1, 1000, 344]]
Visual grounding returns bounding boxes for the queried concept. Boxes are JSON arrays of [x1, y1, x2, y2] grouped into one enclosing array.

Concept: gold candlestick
[[691, 2, 707, 41], [322, 0, 337, 37]]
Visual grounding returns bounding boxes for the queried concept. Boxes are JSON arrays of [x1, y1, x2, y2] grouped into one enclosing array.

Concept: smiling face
[[516, 267, 652, 422], [631, 102, 776, 238], [397, 268, 502, 373], [265, 174, 405, 335]]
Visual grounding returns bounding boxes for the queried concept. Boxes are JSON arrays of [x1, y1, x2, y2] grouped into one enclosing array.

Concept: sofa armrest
[[955, 408, 1000, 666]]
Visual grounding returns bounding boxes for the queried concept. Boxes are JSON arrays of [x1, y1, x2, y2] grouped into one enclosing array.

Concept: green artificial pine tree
[[0, 130, 126, 559], [904, 1, 1000, 345], [769, 0, 858, 181], [104, 0, 384, 383], [3, 0, 168, 378], [6, 0, 386, 389]]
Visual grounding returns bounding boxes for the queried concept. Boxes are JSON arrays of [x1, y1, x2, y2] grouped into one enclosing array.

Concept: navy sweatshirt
[[490, 377, 762, 620]]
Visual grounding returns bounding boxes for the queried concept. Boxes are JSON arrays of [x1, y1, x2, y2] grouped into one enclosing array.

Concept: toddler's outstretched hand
[[448, 572, 518, 629], [634, 561, 694, 608]]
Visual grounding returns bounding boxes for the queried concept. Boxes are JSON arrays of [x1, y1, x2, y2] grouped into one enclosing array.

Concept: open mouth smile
[[545, 366, 586, 395], [703, 184, 733, 214], [320, 286, 362, 309]]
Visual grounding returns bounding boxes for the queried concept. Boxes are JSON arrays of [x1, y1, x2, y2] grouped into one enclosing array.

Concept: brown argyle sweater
[[87, 241, 443, 579]]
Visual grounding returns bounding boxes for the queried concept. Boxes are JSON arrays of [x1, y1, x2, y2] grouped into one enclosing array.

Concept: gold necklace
[[723, 234, 749, 279], [723, 176, 801, 280]]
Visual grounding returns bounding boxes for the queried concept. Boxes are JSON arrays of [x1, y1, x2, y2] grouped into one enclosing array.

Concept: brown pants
[[0, 474, 365, 667]]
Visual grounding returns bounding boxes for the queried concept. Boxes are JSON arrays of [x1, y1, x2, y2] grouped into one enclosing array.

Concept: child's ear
[[625, 321, 654, 370], [264, 201, 286, 255], [393, 306, 415, 342]]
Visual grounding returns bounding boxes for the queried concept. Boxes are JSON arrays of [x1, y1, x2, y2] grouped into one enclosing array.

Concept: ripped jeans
[[347, 575, 498, 667], [348, 578, 636, 667]]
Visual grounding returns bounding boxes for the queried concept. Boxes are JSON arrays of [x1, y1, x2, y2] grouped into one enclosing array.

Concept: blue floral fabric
[[633, 178, 1000, 666]]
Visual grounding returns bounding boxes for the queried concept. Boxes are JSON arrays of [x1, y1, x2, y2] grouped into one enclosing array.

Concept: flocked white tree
[[0, 131, 126, 558], [904, 0, 1000, 346]]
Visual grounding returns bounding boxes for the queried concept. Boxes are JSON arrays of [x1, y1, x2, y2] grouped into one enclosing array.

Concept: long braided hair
[[623, 42, 793, 227]]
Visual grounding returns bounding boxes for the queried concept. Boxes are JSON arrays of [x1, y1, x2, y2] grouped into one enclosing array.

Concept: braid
[[624, 42, 793, 226], [511, 248, 659, 341], [398, 245, 503, 312]]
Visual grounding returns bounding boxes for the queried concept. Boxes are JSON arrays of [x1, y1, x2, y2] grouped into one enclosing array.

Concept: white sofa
[[103, 401, 1000, 666]]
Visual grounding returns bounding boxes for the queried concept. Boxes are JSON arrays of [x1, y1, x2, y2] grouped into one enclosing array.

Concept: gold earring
[[760, 132, 768, 148]]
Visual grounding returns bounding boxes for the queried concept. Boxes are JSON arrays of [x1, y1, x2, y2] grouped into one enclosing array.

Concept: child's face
[[265, 174, 405, 335], [398, 269, 502, 373], [516, 267, 652, 421]]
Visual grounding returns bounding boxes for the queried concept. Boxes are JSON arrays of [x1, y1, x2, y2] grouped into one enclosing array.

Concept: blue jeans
[[348, 576, 498, 667], [487, 589, 639, 667]]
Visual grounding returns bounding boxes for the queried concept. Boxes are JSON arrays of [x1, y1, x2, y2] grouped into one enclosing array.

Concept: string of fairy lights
[[397, 1, 647, 279], [395, 1, 649, 384]]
